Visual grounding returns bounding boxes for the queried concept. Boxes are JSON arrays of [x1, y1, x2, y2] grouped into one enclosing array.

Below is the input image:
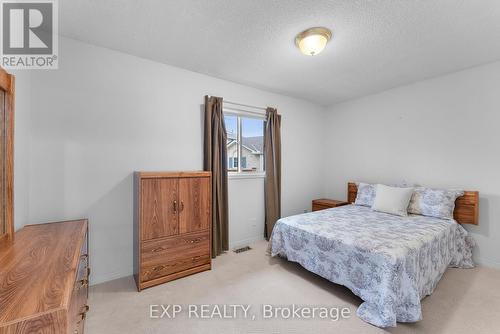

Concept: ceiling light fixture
[[295, 27, 332, 56]]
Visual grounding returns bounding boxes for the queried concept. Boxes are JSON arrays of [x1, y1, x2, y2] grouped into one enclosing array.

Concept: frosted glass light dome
[[295, 27, 332, 56]]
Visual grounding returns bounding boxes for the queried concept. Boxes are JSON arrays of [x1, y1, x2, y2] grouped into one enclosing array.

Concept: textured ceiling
[[59, 1, 500, 106]]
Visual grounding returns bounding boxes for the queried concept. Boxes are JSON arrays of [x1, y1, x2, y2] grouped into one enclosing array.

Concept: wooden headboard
[[347, 182, 479, 225]]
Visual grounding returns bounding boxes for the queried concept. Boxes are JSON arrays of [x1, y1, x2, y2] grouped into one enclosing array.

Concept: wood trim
[[0, 68, 13, 94], [347, 182, 358, 204], [136, 171, 211, 179], [24, 218, 91, 228], [454, 191, 479, 226], [312, 199, 348, 207], [134, 172, 141, 291], [208, 173, 212, 260], [347, 182, 479, 225], [0, 67, 14, 240]]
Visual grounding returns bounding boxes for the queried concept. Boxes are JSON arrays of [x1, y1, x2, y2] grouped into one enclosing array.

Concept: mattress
[[269, 204, 475, 327]]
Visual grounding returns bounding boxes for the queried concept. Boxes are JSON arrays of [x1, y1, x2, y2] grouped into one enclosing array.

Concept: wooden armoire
[[133, 171, 211, 291]]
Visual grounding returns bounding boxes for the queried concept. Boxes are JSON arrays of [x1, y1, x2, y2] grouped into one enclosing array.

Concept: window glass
[[224, 115, 238, 172], [224, 113, 265, 174], [241, 117, 264, 173]]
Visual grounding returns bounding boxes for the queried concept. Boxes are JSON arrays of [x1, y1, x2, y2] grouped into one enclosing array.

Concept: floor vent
[[233, 246, 252, 253]]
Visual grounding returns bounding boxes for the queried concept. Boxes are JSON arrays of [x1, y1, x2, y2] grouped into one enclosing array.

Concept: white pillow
[[371, 184, 414, 216]]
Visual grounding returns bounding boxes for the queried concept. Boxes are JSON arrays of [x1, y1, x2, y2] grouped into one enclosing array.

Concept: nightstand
[[312, 199, 349, 212]]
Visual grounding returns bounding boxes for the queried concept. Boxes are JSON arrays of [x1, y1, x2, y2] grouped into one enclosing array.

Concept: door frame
[[0, 66, 14, 241]]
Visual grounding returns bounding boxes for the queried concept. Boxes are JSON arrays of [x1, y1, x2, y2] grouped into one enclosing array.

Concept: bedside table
[[312, 199, 349, 212]]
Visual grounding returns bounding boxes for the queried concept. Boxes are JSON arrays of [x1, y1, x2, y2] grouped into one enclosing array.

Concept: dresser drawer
[[141, 230, 209, 266], [312, 204, 329, 211], [69, 282, 89, 334], [69, 232, 90, 334], [76, 254, 89, 279], [312, 199, 348, 212]]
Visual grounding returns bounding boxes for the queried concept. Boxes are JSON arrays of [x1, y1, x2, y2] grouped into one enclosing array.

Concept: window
[[224, 113, 265, 175], [228, 157, 238, 169]]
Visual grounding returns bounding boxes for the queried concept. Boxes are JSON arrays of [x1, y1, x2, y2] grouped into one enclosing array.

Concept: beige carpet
[[87, 240, 500, 334]]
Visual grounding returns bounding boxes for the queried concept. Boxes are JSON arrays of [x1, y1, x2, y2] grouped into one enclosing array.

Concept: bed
[[269, 183, 478, 327]]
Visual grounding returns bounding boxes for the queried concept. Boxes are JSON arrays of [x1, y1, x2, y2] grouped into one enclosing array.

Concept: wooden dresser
[[0, 220, 89, 334], [134, 171, 211, 291]]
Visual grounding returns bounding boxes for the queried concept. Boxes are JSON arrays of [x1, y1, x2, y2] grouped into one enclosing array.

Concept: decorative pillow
[[371, 184, 414, 216], [408, 187, 464, 220], [354, 182, 376, 207]]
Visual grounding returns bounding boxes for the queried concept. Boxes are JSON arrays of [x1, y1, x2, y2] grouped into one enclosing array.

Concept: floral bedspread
[[269, 204, 475, 327]]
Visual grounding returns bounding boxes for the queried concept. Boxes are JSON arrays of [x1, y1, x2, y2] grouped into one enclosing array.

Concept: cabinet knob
[[76, 279, 89, 290], [77, 312, 86, 323], [173, 200, 178, 213]]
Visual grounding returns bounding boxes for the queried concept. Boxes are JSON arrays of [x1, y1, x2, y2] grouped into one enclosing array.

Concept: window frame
[[223, 109, 266, 179]]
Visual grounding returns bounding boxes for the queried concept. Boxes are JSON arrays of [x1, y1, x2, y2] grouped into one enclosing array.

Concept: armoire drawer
[[141, 252, 211, 282], [141, 230, 210, 265]]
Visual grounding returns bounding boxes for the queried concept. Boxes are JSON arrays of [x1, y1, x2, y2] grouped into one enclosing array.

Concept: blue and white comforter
[[270, 205, 475, 327]]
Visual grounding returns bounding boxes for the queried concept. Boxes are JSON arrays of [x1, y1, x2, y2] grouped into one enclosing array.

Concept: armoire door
[[141, 178, 179, 240], [178, 177, 210, 234]]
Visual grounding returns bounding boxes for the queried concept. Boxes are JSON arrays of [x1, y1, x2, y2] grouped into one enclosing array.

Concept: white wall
[[228, 177, 265, 249], [26, 37, 326, 284], [324, 61, 500, 268], [21, 36, 499, 285]]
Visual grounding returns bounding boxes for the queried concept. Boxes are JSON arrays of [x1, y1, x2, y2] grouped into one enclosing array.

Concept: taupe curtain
[[203, 96, 229, 257], [264, 107, 282, 239]]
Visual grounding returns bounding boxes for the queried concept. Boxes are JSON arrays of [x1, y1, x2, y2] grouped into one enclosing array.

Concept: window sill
[[228, 173, 266, 180]]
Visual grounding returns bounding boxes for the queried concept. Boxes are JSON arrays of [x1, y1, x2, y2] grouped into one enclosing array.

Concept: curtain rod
[[224, 100, 267, 111], [223, 106, 266, 117]]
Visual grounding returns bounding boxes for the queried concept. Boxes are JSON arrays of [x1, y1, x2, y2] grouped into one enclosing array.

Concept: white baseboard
[[475, 256, 500, 269], [91, 270, 131, 286], [229, 235, 265, 250]]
